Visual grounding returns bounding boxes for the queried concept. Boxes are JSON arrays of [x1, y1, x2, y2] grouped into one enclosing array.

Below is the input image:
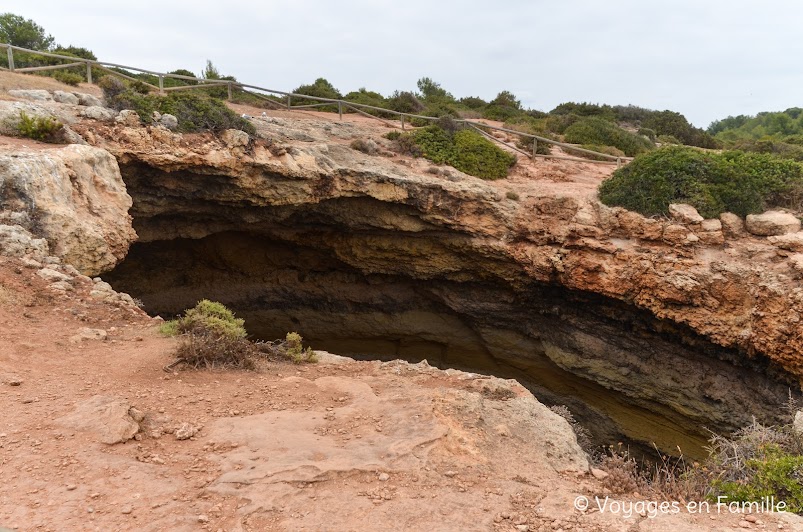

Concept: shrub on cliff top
[[564, 117, 654, 157], [105, 87, 255, 135], [391, 121, 516, 179], [598, 146, 803, 218]]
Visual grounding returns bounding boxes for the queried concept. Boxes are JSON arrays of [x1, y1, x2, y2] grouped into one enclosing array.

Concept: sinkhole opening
[[105, 230, 801, 461]]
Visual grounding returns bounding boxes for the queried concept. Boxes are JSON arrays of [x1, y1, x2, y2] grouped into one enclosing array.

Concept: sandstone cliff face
[[0, 143, 136, 276], [73, 117, 803, 455]]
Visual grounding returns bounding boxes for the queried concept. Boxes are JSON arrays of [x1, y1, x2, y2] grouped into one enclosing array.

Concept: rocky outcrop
[[0, 144, 136, 275], [71, 119, 803, 457], [56, 395, 141, 444], [745, 210, 801, 236]]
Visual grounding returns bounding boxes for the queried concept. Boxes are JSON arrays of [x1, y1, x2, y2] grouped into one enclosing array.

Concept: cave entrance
[[105, 229, 800, 461]]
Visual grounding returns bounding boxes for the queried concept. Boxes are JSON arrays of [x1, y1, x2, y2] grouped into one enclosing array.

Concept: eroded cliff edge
[[51, 116, 797, 456]]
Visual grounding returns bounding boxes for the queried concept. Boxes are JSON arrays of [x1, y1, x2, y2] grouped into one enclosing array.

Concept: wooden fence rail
[[0, 42, 629, 166]]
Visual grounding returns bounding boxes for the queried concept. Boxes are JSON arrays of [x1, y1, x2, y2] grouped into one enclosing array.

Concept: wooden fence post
[[401, 114, 405, 130], [158, 75, 164, 94], [532, 139, 537, 161], [227, 82, 232, 100], [6, 47, 14, 71], [86, 61, 92, 84], [338, 101, 342, 120], [286, 94, 291, 109]]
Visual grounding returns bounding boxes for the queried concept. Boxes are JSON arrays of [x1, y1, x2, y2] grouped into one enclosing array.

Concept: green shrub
[[162, 299, 246, 339], [284, 332, 318, 364], [106, 87, 255, 135], [160, 92, 255, 134], [550, 101, 616, 121], [638, 127, 657, 142], [52, 70, 83, 86], [564, 117, 654, 157], [712, 445, 803, 514], [384, 130, 401, 141], [162, 300, 253, 370], [292, 77, 341, 111], [14, 111, 63, 142], [387, 91, 424, 114], [544, 113, 581, 135], [392, 123, 516, 179], [598, 146, 803, 217], [657, 134, 682, 145]]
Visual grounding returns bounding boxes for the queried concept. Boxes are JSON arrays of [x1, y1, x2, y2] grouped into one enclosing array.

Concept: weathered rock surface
[[719, 212, 746, 237], [0, 225, 49, 259], [745, 210, 801, 236], [768, 231, 803, 252], [668, 203, 704, 223], [8, 89, 52, 101], [52, 90, 79, 105], [56, 395, 141, 444], [78, 119, 803, 456], [0, 144, 136, 275]]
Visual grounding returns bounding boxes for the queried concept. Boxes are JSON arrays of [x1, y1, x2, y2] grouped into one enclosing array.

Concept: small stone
[[378, 472, 390, 482], [590, 468, 609, 480], [516, 526, 529, 532], [444, 470, 458, 478], [66, 484, 77, 491], [744, 515, 757, 523], [198, 514, 209, 523], [121, 505, 133, 515], [738, 520, 751, 528], [7, 376, 22, 386], [668, 203, 704, 224], [746, 211, 801, 236], [175, 422, 199, 441]]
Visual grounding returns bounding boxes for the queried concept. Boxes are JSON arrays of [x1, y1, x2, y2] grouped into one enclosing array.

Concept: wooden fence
[[0, 42, 630, 166]]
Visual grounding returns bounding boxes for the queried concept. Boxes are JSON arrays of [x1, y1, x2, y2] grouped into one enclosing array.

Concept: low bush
[[391, 122, 516, 179], [14, 111, 64, 142], [564, 117, 654, 157], [106, 86, 255, 135], [598, 146, 803, 217], [162, 301, 318, 370], [52, 70, 83, 86]]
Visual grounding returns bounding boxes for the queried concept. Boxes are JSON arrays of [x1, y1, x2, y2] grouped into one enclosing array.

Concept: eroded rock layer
[[88, 120, 803, 456]]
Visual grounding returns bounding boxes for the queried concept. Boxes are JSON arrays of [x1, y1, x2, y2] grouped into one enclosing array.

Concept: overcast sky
[[5, 1, 801, 128]]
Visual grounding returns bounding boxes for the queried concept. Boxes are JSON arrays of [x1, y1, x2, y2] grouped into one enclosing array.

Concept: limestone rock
[[69, 327, 108, 343], [81, 105, 117, 121], [668, 203, 704, 224], [0, 144, 136, 275], [700, 219, 722, 232], [37, 267, 73, 283], [662, 224, 695, 245], [0, 225, 49, 260], [788, 254, 803, 273], [74, 93, 103, 107], [53, 90, 79, 105], [794, 411, 803, 435], [158, 113, 178, 130], [221, 129, 250, 149], [57, 395, 140, 444], [768, 232, 803, 252], [175, 422, 199, 440], [745, 211, 801, 236], [719, 212, 746, 238], [8, 89, 53, 102], [115, 109, 141, 127]]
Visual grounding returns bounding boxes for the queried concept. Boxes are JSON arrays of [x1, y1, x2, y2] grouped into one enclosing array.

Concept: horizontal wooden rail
[[0, 41, 629, 165], [16, 61, 84, 73]]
